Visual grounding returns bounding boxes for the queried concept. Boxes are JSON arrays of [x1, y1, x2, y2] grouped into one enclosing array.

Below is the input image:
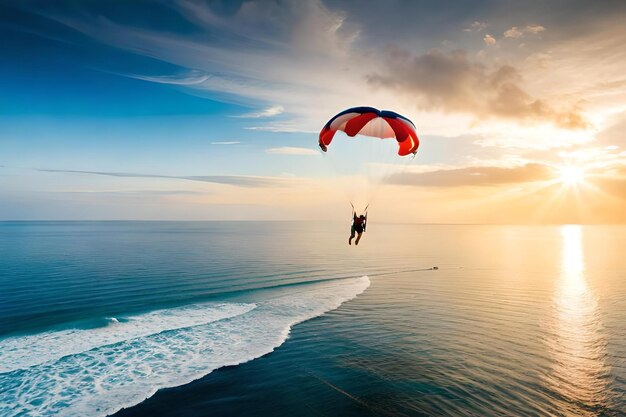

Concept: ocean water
[[0, 222, 624, 416]]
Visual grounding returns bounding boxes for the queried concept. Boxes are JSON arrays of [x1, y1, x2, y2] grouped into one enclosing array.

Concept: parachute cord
[[321, 134, 419, 216], [321, 148, 357, 209]]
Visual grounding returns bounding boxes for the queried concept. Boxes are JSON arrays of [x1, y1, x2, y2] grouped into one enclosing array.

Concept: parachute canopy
[[319, 106, 419, 156]]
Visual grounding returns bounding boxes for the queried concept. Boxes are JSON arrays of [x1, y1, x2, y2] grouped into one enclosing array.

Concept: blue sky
[[1, 1, 625, 222]]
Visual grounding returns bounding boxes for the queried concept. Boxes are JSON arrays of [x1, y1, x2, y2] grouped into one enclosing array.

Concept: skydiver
[[349, 211, 367, 245]]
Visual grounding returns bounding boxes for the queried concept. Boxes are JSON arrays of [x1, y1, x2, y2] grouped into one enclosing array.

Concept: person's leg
[[349, 226, 355, 245], [355, 232, 363, 245]]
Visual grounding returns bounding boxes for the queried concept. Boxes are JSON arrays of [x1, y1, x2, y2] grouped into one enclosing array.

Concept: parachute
[[318, 106, 420, 214], [319, 106, 419, 156]]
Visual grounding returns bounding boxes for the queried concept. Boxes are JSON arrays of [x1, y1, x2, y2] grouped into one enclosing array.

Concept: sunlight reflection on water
[[543, 225, 613, 416], [2, 223, 624, 416]]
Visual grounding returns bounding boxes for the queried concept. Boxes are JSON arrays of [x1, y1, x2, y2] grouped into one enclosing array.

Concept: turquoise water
[[0, 222, 624, 416]]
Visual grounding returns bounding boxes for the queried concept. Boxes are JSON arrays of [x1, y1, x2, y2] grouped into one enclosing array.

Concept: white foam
[[0, 276, 370, 417], [0, 303, 256, 373]]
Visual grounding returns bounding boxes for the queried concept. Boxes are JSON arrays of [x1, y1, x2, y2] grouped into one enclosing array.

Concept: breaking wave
[[0, 276, 370, 417]]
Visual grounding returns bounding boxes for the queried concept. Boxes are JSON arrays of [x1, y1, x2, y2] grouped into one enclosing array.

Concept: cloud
[[483, 34, 496, 45], [174, 0, 359, 57], [38, 169, 291, 188], [265, 147, 319, 155], [27, 1, 597, 139], [464, 21, 487, 32], [27, 0, 371, 133], [504, 25, 546, 38], [59, 189, 210, 197], [525, 24, 546, 34], [233, 105, 284, 118], [503, 27, 523, 38], [126, 70, 211, 86], [387, 163, 554, 187], [210, 141, 240, 145], [36, 0, 361, 102], [20, 1, 616, 140], [525, 52, 552, 68], [366, 49, 588, 129], [596, 112, 626, 147], [244, 122, 315, 133]]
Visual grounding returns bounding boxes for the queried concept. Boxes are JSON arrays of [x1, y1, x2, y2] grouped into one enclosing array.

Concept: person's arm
[[364, 214, 367, 231]]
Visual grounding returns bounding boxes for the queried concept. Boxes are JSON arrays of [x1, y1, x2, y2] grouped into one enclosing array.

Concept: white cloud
[[504, 27, 523, 38], [265, 147, 319, 155], [525, 24, 546, 34], [38, 169, 292, 187], [34, 2, 616, 147], [36, 0, 371, 133], [234, 105, 284, 118], [210, 141, 240, 145], [504, 24, 546, 38], [464, 21, 487, 32], [244, 122, 315, 133], [126, 70, 211, 85]]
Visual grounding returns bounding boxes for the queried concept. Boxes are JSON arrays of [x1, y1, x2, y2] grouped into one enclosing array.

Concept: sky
[[1, 0, 625, 223]]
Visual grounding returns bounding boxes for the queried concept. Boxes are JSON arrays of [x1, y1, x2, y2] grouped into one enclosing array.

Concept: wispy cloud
[[29, 0, 609, 137], [265, 147, 319, 155], [38, 169, 291, 188], [30, 0, 367, 131], [26, 0, 350, 139], [234, 105, 284, 118], [59, 190, 209, 196], [210, 141, 240, 145], [596, 113, 626, 147], [126, 70, 211, 86], [464, 21, 487, 32], [387, 163, 554, 187], [244, 123, 315, 133], [504, 25, 546, 38]]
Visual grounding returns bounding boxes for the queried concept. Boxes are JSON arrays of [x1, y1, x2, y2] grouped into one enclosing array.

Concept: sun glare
[[558, 165, 585, 186]]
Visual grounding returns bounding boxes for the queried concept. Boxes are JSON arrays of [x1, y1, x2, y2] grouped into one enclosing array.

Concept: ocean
[[0, 222, 624, 416]]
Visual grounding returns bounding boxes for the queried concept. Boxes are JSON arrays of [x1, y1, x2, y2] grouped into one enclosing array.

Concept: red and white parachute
[[319, 106, 419, 156]]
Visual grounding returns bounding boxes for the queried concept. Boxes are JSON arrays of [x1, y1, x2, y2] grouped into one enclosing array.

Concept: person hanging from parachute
[[318, 106, 419, 245], [349, 206, 367, 245]]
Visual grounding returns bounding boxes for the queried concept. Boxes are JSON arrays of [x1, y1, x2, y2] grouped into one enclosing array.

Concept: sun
[[558, 165, 585, 186]]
